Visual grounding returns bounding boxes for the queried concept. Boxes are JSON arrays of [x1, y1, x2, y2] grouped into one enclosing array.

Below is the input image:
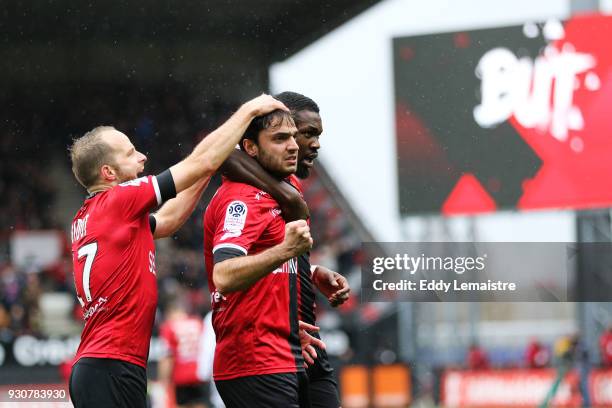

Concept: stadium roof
[[3, 0, 381, 70]]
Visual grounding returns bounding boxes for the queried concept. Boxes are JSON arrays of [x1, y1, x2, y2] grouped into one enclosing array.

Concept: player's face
[[293, 110, 322, 179], [103, 130, 148, 182], [254, 118, 299, 178]]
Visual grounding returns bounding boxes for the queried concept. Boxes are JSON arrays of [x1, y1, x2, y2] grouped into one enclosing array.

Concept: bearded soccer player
[[221, 91, 349, 408], [68, 94, 286, 408], [204, 109, 319, 407]]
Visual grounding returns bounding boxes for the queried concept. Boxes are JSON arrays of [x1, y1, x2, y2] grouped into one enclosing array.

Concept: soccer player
[[221, 91, 349, 408], [204, 109, 317, 408], [159, 300, 208, 408], [68, 94, 286, 408]]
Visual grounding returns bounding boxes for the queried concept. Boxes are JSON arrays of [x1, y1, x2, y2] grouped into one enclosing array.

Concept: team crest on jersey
[[221, 200, 247, 240], [119, 176, 149, 187]]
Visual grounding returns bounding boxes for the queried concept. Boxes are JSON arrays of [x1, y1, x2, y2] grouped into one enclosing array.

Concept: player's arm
[[312, 264, 351, 307], [169, 94, 287, 195], [150, 177, 209, 239], [213, 220, 312, 295], [157, 355, 174, 389], [157, 326, 175, 390], [221, 150, 309, 221]]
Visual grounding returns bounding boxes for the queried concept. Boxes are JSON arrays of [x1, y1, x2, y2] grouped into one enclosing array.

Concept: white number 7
[[77, 242, 98, 306]]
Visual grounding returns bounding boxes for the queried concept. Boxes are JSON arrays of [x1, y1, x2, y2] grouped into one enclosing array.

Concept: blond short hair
[[69, 126, 117, 189]]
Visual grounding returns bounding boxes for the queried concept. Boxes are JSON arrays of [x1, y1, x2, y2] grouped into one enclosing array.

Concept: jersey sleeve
[[109, 173, 175, 221], [211, 192, 272, 263]]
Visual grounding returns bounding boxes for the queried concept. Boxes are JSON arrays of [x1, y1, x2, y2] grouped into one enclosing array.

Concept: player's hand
[[299, 320, 326, 367], [243, 93, 289, 117], [283, 220, 313, 257], [313, 266, 350, 307]]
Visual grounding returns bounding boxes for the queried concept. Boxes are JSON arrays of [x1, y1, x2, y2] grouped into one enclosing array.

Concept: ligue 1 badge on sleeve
[[228, 201, 246, 218], [222, 201, 248, 239]]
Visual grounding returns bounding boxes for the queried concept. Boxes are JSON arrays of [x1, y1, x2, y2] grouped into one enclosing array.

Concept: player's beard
[[257, 148, 295, 179], [114, 166, 137, 183]]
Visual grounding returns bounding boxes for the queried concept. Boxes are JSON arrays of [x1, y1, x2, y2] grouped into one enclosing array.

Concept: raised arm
[[169, 94, 287, 194], [221, 150, 309, 221], [213, 220, 312, 295], [151, 177, 209, 239]]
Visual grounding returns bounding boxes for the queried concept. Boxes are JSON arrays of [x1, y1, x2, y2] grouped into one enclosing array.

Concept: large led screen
[[394, 14, 612, 215]]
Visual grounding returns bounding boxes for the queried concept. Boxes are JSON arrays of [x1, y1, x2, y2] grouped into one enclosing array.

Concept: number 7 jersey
[[70, 175, 162, 368]]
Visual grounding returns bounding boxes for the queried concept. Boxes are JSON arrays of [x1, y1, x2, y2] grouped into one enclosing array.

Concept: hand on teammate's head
[[245, 93, 289, 117]]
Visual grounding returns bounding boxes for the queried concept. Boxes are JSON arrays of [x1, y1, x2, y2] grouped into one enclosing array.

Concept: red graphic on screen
[[438, 14, 612, 215], [442, 173, 496, 215], [512, 14, 612, 212]]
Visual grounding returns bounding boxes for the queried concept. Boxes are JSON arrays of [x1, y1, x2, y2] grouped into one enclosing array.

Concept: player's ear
[[243, 139, 258, 158], [100, 164, 117, 182]]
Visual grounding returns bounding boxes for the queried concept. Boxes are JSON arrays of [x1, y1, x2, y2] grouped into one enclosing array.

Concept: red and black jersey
[[70, 173, 175, 368], [287, 175, 317, 326], [203, 179, 303, 381], [288, 176, 340, 404]]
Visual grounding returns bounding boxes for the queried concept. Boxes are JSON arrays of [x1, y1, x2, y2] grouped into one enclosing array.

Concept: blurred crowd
[[463, 329, 612, 371], [0, 111, 56, 232]]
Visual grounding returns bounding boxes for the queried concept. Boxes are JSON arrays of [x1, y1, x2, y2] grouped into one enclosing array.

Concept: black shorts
[[306, 345, 340, 408], [175, 383, 209, 406], [69, 357, 147, 408], [215, 372, 310, 408]]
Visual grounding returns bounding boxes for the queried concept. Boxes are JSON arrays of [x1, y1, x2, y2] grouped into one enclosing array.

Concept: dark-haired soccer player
[[221, 91, 349, 408], [68, 94, 286, 408], [204, 109, 319, 408]]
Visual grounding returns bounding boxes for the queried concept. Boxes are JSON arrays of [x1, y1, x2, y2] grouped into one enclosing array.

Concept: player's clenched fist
[[283, 220, 313, 257]]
